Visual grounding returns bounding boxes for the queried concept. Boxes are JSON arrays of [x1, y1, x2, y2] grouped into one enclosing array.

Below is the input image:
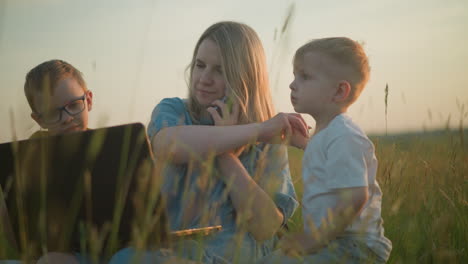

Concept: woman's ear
[[333, 81, 351, 103], [86, 90, 93, 111]]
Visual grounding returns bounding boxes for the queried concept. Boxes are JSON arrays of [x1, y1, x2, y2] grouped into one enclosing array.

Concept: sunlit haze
[[1, 0, 467, 143]]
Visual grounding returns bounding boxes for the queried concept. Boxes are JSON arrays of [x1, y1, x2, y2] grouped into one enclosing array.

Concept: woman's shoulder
[[148, 98, 191, 138], [157, 97, 187, 108], [151, 97, 188, 115], [149, 97, 191, 124]]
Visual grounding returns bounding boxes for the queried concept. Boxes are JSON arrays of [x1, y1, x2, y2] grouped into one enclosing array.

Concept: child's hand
[[259, 113, 309, 145], [207, 99, 240, 126], [288, 128, 309, 150]]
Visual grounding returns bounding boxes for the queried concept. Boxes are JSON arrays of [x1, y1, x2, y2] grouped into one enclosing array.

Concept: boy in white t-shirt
[[261, 37, 392, 263]]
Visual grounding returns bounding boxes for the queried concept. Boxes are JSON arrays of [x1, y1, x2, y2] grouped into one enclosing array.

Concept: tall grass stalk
[[456, 101, 466, 149], [385, 83, 389, 135], [269, 2, 295, 92]]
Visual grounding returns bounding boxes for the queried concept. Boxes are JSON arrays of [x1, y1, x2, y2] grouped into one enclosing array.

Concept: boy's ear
[[86, 90, 93, 111], [333, 81, 351, 103], [31, 112, 46, 129]]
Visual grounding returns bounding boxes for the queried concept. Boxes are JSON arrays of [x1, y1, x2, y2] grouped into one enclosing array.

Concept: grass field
[[286, 129, 468, 263], [1, 129, 467, 263]]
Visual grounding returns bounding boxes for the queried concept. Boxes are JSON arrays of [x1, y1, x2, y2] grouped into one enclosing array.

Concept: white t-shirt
[[302, 113, 392, 259]]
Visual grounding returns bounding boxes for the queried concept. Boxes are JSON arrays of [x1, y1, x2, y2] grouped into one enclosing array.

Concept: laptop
[[0, 123, 169, 260]]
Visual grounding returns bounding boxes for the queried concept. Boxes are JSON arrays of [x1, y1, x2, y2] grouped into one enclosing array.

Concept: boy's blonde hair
[[187, 21, 275, 124], [294, 37, 370, 104], [24, 60, 87, 113]]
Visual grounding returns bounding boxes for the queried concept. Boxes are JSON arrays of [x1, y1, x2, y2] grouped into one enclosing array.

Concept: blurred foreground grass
[[1, 129, 467, 263]]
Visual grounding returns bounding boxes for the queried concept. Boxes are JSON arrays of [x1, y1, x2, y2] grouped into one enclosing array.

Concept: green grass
[[286, 130, 468, 263], [2, 129, 467, 263]]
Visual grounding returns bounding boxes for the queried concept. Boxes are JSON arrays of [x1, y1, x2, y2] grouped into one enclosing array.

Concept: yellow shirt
[[29, 129, 90, 139], [29, 130, 50, 139]]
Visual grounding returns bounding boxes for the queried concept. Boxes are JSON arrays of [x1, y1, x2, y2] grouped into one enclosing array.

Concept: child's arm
[[279, 187, 368, 256], [152, 113, 308, 164]]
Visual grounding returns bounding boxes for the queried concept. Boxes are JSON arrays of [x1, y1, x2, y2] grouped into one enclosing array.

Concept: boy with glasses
[[0, 60, 94, 263], [24, 59, 93, 138]]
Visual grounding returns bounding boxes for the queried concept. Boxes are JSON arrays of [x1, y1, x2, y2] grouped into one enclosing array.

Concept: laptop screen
[[0, 123, 169, 260]]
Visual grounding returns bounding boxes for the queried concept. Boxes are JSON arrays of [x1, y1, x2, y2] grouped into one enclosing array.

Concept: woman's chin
[[195, 97, 213, 107]]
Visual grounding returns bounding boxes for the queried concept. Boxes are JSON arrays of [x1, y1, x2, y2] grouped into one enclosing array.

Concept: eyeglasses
[[38, 94, 86, 125]]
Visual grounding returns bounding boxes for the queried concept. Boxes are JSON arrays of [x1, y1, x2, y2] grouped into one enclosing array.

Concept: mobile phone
[[212, 96, 228, 117]]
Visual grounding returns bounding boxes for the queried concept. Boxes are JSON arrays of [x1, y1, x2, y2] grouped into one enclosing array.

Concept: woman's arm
[[152, 112, 308, 164], [152, 124, 261, 164], [216, 152, 284, 242]]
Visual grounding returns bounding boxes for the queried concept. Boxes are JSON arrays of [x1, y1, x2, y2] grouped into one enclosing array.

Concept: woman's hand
[[259, 113, 309, 149], [207, 99, 240, 126], [289, 126, 310, 150], [208, 99, 245, 156]]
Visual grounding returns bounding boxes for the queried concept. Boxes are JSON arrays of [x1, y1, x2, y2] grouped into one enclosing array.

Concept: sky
[[0, 0, 467, 143]]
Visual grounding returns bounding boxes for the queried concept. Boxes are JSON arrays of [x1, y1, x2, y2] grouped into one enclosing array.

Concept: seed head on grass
[[385, 83, 389, 135]]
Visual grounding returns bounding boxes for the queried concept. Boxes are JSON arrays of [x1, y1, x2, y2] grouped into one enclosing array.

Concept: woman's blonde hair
[[187, 21, 275, 124]]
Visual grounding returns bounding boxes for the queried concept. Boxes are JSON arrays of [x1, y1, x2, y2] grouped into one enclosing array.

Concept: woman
[[113, 21, 305, 263]]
